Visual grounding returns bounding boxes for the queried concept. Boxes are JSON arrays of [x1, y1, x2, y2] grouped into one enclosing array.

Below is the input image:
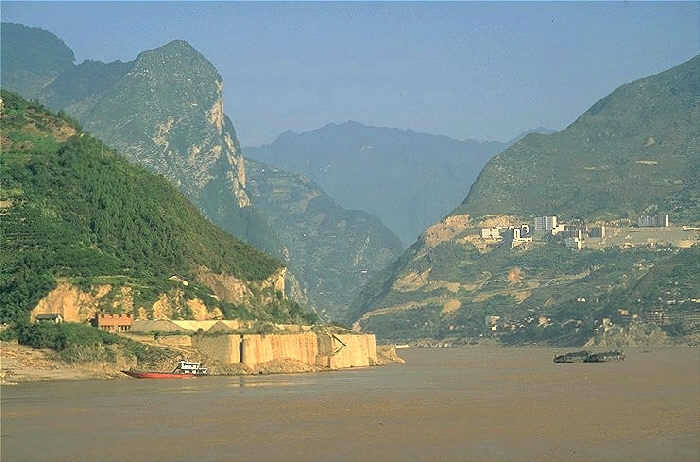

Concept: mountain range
[[349, 55, 700, 344], [2, 22, 696, 344], [458, 56, 699, 223], [0, 22, 402, 320], [246, 122, 507, 245], [244, 158, 403, 319]]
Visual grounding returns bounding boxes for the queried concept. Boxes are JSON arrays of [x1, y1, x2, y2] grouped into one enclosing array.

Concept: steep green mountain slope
[[0, 22, 75, 98], [457, 55, 700, 223], [0, 91, 311, 325], [1, 22, 403, 322], [349, 56, 699, 345], [2, 24, 275, 253], [245, 157, 403, 320], [246, 121, 506, 245]]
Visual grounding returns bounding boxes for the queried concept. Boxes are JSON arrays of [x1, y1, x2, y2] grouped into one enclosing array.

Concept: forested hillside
[[0, 91, 312, 325], [1, 22, 402, 321]]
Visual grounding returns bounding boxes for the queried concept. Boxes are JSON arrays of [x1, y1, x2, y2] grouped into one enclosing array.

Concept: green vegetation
[[2, 23, 405, 324], [15, 322, 173, 364], [0, 91, 308, 325], [17, 322, 118, 351], [352, 232, 698, 344], [350, 55, 699, 345], [625, 246, 700, 314], [457, 54, 699, 223]]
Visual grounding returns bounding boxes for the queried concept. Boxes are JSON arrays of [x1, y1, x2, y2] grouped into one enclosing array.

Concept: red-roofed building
[[92, 313, 132, 332]]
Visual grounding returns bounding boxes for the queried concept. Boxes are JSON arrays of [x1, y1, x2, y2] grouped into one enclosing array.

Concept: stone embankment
[[193, 331, 378, 370]]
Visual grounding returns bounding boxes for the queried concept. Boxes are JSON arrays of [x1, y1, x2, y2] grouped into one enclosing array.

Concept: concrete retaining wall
[[317, 333, 377, 368], [194, 332, 377, 370], [194, 335, 241, 364], [241, 333, 318, 366]]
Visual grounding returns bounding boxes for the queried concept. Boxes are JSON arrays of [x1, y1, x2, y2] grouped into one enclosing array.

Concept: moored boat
[[122, 360, 208, 378], [553, 350, 625, 363]]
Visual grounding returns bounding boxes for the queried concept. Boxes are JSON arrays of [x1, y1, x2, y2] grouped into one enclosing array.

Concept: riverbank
[[0, 340, 404, 384]]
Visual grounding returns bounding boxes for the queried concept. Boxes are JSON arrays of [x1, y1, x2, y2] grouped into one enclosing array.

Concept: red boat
[[122, 360, 208, 379]]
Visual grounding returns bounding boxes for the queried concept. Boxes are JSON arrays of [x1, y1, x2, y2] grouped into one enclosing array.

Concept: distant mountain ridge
[[245, 121, 508, 245], [505, 127, 557, 146], [1, 22, 404, 320], [0, 22, 75, 98]]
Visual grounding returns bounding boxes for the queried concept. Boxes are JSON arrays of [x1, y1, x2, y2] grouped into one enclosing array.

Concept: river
[[2, 347, 698, 461]]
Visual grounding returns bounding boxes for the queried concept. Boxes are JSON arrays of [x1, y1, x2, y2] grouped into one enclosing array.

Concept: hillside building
[[481, 227, 503, 239], [35, 313, 63, 324], [638, 214, 669, 228], [534, 215, 558, 231], [485, 315, 501, 327], [565, 236, 582, 250], [92, 313, 133, 332], [510, 227, 533, 248], [550, 224, 566, 236]]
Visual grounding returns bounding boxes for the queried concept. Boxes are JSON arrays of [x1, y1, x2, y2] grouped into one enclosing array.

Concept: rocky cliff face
[[2, 23, 406, 321], [245, 157, 403, 320], [29, 264, 289, 324], [71, 41, 250, 207]]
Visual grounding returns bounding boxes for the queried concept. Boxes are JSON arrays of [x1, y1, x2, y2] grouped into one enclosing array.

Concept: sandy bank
[[0, 340, 125, 384], [0, 340, 405, 385]]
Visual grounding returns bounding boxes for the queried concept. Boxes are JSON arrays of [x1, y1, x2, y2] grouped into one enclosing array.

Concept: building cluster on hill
[[484, 314, 553, 332], [479, 213, 680, 251], [638, 214, 669, 228], [480, 223, 532, 248]]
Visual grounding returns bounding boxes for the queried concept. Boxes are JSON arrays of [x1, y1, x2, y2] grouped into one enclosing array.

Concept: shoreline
[[0, 341, 404, 385], [5, 340, 696, 385]]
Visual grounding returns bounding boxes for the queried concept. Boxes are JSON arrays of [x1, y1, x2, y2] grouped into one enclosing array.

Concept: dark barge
[[553, 350, 625, 363]]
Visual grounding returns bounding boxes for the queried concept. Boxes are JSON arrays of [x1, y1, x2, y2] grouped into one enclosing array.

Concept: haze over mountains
[[244, 158, 402, 320], [0, 22, 403, 320], [246, 122, 508, 246], [1, 22, 697, 346], [349, 55, 700, 344]]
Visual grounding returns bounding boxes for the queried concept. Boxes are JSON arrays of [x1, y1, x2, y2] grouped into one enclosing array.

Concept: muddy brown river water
[[2, 347, 699, 461]]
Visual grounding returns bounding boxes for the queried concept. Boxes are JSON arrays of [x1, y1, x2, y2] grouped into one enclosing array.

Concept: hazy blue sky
[[3, 2, 699, 146]]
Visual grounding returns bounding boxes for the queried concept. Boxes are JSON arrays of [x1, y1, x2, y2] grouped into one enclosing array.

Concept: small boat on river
[[122, 360, 208, 378], [553, 350, 625, 363]]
